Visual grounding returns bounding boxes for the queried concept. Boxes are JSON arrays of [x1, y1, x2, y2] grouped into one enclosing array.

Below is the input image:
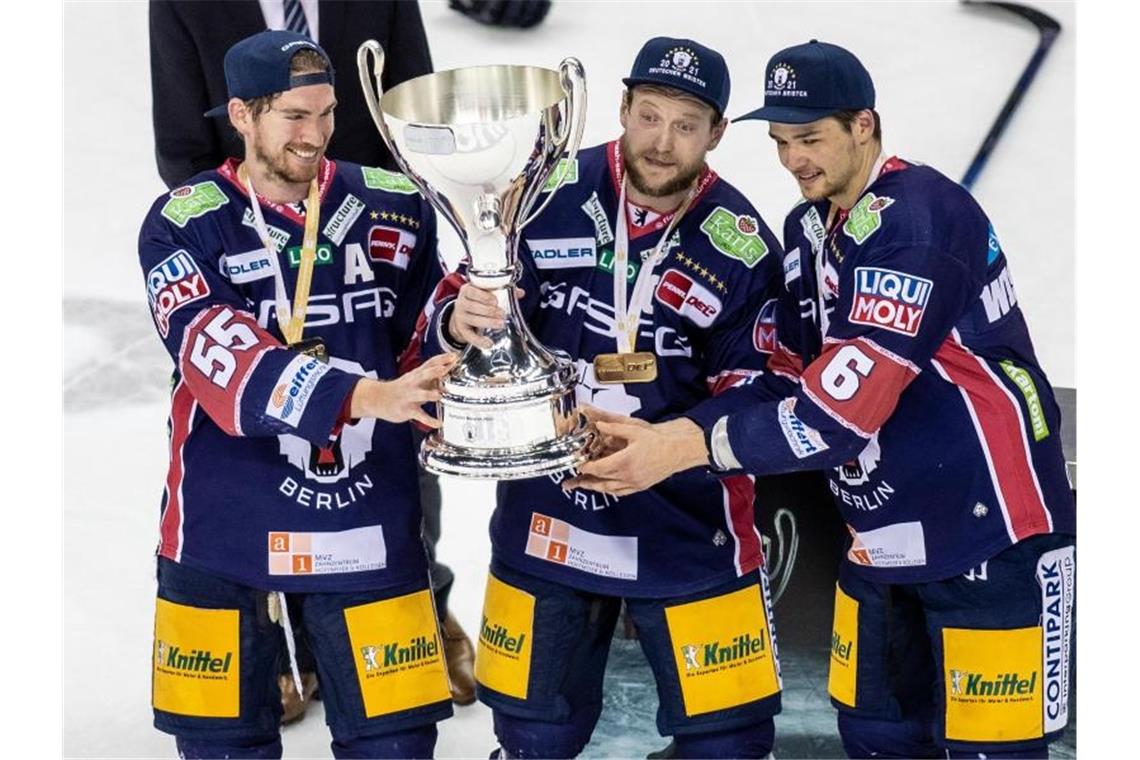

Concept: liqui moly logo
[[146, 250, 211, 337], [655, 269, 722, 327], [368, 225, 416, 269], [848, 266, 933, 337]]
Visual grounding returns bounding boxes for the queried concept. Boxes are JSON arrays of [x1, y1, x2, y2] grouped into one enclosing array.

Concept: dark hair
[[244, 49, 330, 119], [622, 85, 723, 127], [832, 109, 881, 142]]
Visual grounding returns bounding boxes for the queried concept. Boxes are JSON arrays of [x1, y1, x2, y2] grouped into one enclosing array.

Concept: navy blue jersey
[[688, 157, 1075, 583], [417, 141, 785, 597], [138, 158, 442, 592]]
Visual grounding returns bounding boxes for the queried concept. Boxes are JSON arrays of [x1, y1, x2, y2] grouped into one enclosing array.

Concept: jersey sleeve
[[391, 198, 445, 371], [138, 198, 362, 446], [712, 241, 978, 475]]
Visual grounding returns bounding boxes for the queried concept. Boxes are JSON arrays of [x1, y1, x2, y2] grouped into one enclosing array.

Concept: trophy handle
[[520, 57, 587, 230], [356, 41, 467, 241]]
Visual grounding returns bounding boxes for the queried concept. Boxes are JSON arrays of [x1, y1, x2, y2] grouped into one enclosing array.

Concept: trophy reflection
[[358, 41, 592, 480]]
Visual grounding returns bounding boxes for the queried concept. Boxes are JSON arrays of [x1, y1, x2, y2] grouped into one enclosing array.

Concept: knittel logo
[[766, 63, 804, 97], [950, 669, 1039, 698], [679, 631, 769, 673], [480, 616, 527, 655], [155, 639, 234, 675], [358, 635, 440, 676]]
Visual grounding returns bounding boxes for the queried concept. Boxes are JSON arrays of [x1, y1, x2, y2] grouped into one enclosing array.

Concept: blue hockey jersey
[[138, 157, 442, 592], [417, 141, 784, 597], [688, 156, 1075, 583]]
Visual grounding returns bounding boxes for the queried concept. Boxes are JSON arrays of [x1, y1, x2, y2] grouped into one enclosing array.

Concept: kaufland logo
[[655, 269, 721, 327], [848, 266, 933, 337]]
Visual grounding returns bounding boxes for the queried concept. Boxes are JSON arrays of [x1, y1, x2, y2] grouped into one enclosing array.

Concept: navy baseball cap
[[204, 30, 335, 118], [622, 37, 730, 116], [734, 40, 874, 124]]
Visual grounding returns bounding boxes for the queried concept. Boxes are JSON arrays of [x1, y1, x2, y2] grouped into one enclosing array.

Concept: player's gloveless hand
[[350, 353, 458, 427], [447, 282, 524, 350]]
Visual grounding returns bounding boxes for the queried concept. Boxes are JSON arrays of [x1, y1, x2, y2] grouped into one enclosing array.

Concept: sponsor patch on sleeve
[[368, 225, 417, 269], [542, 158, 579, 191], [266, 354, 332, 427], [527, 237, 597, 269], [783, 248, 802, 286], [848, 266, 933, 337], [147, 250, 211, 337], [361, 166, 419, 194], [655, 268, 722, 327], [842, 193, 894, 244], [699, 206, 769, 268], [753, 298, 778, 354], [161, 181, 230, 227], [777, 397, 829, 458]]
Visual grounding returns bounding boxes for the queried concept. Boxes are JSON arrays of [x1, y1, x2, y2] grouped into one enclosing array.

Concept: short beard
[[620, 134, 703, 199], [252, 140, 322, 186]]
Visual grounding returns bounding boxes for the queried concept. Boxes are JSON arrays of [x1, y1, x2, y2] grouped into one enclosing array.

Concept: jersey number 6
[[820, 344, 875, 401]]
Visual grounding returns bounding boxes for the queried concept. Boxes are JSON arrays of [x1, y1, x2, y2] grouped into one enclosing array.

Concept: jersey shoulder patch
[[161, 181, 230, 228], [698, 205, 769, 268], [361, 166, 420, 195]]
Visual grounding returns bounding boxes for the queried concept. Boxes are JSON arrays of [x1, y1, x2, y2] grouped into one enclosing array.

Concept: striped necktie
[[283, 0, 310, 37]]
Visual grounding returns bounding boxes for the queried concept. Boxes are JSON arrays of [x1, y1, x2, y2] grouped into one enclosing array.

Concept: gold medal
[[289, 336, 329, 364], [593, 351, 658, 383]]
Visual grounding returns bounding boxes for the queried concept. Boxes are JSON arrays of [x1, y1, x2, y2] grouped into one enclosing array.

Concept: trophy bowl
[[358, 42, 592, 480]]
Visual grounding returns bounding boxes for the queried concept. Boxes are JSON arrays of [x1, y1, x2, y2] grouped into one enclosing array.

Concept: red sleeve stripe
[[929, 330, 1053, 542], [158, 381, 197, 562], [823, 335, 921, 375], [801, 339, 918, 437], [767, 341, 804, 381], [706, 368, 763, 396], [721, 474, 762, 576], [398, 270, 466, 374]]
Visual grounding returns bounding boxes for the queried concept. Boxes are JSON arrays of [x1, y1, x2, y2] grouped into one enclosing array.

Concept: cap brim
[[732, 105, 841, 124], [204, 103, 230, 118]]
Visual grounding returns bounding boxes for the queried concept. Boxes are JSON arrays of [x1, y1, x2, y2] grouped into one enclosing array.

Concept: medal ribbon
[[241, 165, 321, 345], [611, 177, 697, 353]]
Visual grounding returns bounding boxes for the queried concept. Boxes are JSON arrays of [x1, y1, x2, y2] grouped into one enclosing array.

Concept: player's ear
[[707, 116, 727, 151], [619, 89, 631, 129], [228, 98, 252, 138]]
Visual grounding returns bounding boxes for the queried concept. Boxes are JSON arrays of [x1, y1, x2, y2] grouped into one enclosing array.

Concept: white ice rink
[[63, 2, 1076, 757]]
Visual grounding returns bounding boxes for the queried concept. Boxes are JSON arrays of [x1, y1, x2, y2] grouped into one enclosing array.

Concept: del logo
[[480, 616, 527, 654], [655, 269, 722, 327], [849, 266, 933, 337], [155, 640, 234, 674], [147, 250, 211, 337], [368, 225, 417, 269], [753, 298, 777, 353], [680, 631, 767, 672], [949, 669, 1038, 698], [360, 635, 439, 673], [527, 237, 597, 269]]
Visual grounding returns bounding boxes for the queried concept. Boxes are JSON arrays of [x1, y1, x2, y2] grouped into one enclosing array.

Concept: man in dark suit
[[150, 0, 433, 188], [148, 0, 478, 715]]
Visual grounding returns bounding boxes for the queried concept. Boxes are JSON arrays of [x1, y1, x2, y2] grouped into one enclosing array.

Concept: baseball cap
[[622, 37, 730, 116], [734, 40, 874, 124], [204, 30, 335, 118]]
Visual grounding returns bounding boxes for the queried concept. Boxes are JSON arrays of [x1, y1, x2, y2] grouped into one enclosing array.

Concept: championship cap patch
[[848, 266, 932, 337]]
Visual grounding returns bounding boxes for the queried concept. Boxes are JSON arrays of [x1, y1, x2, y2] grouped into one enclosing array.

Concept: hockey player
[[139, 31, 458, 758], [411, 37, 786, 759], [569, 40, 1076, 759]]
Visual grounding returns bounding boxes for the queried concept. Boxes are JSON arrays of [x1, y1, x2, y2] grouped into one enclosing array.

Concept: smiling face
[[768, 110, 877, 208], [619, 86, 725, 211], [230, 82, 336, 201]]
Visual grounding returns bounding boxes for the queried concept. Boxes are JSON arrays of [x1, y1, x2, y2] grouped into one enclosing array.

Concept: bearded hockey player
[[138, 30, 458, 758], [571, 40, 1076, 760], [412, 37, 786, 759]]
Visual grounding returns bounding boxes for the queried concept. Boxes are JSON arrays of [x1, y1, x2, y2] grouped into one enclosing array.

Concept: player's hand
[[447, 283, 524, 350], [563, 415, 711, 496], [350, 353, 457, 427], [579, 405, 650, 458]]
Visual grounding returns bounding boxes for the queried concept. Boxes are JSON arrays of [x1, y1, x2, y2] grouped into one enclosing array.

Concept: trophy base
[[420, 416, 594, 480]]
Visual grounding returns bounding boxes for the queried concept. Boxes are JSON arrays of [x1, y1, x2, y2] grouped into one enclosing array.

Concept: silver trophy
[[358, 41, 592, 480]]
